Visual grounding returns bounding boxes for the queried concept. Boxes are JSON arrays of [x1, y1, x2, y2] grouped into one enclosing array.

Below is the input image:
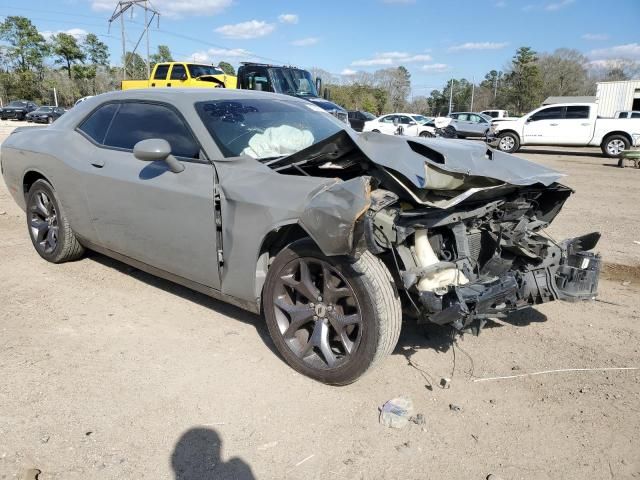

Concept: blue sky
[[1, 0, 639, 96]]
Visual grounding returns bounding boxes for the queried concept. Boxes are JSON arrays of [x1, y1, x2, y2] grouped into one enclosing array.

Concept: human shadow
[[171, 427, 255, 480], [85, 251, 279, 357]]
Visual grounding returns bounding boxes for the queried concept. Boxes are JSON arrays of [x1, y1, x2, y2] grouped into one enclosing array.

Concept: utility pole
[[448, 79, 454, 115], [470, 76, 475, 112], [108, 1, 160, 81]]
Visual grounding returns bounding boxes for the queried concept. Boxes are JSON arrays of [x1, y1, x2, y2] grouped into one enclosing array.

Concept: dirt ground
[[1, 120, 639, 480]]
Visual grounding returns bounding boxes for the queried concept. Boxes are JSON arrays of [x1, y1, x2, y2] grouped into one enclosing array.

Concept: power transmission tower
[[108, 1, 160, 80]]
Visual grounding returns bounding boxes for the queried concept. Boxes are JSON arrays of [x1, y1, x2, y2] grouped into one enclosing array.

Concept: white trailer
[[596, 80, 640, 118]]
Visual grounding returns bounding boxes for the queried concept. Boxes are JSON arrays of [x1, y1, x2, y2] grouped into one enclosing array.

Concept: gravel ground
[[1, 121, 639, 480]]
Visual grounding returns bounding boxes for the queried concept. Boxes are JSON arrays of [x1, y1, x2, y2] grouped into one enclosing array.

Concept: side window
[[632, 112, 640, 118], [565, 106, 590, 119], [170, 64, 186, 80], [531, 106, 564, 121], [457, 113, 469, 121], [78, 103, 119, 144], [449, 113, 458, 119], [103, 103, 200, 159], [381, 115, 395, 123], [154, 64, 170, 80], [469, 114, 482, 123], [399, 116, 412, 124]]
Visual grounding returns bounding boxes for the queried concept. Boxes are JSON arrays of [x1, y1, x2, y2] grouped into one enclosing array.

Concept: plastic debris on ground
[[379, 396, 414, 429]]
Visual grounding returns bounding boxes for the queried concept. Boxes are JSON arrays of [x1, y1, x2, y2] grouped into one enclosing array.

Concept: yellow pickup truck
[[121, 62, 237, 90]]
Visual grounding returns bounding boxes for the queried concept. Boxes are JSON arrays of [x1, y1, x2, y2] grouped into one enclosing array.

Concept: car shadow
[[171, 427, 255, 480], [84, 251, 279, 357], [519, 148, 602, 158]]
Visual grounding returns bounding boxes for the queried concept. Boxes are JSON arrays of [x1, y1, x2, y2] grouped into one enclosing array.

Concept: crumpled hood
[[354, 131, 564, 188]]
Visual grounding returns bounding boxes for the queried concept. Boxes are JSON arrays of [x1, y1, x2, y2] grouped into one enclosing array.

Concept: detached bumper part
[[419, 233, 601, 329]]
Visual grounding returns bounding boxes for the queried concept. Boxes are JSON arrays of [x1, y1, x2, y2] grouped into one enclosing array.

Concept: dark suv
[[348, 111, 375, 131], [0, 100, 38, 121]]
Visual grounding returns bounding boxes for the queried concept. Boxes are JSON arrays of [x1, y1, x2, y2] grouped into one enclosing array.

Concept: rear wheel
[[263, 239, 402, 385], [26, 179, 85, 263], [496, 132, 520, 153], [601, 134, 630, 158]]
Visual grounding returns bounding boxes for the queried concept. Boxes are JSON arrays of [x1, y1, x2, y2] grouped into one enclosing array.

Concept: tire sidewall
[[26, 180, 69, 263], [263, 240, 380, 385], [602, 135, 630, 158], [497, 132, 519, 153]]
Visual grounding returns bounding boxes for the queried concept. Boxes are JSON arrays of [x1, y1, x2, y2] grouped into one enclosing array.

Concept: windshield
[[188, 64, 225, 78], [412, 115, 431, 124], [268, 68, 318, 97], [35, 107, 53, 113], [363, 112, 376, 120], [195, 98, 344, 159], [7, 101, 27, 107]]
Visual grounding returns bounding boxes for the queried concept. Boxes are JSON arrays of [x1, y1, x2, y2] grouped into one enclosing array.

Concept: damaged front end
[[364, 186, 601, 330], [267, 130, 601, 330]]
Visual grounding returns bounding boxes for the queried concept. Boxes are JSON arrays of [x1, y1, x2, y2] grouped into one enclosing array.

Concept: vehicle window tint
[[631, 112, 640, 118], [399, 116, 412, 124], [469, 114, 482, 123], [170, 64, 186, 80], [531, 106, 564, 121], [565, 106, 590, 119], [381, 115, 395, 123], [457, 114, 469, 121], [103, 103, 200, 158], [78, 103, 119, 144], [154, 64, 170, 80]]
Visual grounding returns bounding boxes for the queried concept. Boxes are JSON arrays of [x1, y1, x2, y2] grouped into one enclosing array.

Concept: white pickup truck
[[490, 103, 640, 157]]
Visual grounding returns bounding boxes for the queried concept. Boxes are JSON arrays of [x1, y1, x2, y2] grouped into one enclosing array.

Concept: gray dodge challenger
[[0, 89, 601, 384]]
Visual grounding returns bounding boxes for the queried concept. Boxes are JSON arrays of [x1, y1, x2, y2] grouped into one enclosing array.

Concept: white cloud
[[341, 68, 357, 76], [91, 0, 232, 17], [545, 0, 574, 11], [351, 51, 432, 66], [582, 33, 609, 41], [587, 58, 637, 71], [189, 47, 254, 63], [41, 28, 89, 40], [215, 20, 275, 39], [448, 42, 509, 52], [421, 63, 450, 73], [291, 37, 319, 47], [278, 13, 299, 24], [590, 43, 640, 60]]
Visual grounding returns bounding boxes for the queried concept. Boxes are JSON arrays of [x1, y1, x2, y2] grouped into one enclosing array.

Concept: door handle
[[151, 83, 155, 87], [581, 123, 591, 126], [90, 159, 105, 168], [550, 123, 559, 126]]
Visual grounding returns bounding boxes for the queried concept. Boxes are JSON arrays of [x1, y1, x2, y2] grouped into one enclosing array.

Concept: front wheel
[[263, 239, 402, 385], [26, 179, 85, 263], [601, 134, 630, 158], [419, 130, 435, 138], [496, 132, 520, 153]]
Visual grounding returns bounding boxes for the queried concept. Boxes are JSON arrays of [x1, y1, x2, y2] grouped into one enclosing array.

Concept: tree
[[537, 48, 592, 98], [0, 16, 48, 72], [150, 45, 173, 65], [218, 61, 235, 76], [123, 51, 146, 79], [374, 66, 411, 111], [503, 47, 542, 114], [51, 33, 85, 78], [83, 33, 109, 66]]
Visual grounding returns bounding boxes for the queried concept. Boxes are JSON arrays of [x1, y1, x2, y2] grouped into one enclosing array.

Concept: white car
[[491, 103, 640, 157], [363, 113, 435, 137]]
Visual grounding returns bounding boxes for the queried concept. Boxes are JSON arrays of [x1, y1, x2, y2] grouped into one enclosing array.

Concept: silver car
[[1, 89, 601, 385], [448, 112, 492, 137]]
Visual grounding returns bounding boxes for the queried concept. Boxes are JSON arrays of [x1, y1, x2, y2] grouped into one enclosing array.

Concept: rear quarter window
[[77, 103, 119, 144]]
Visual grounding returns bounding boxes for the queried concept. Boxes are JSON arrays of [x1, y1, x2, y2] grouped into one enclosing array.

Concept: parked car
[[363, 113, 435, 137], [26, 106, 65, 124], [447, 112, 492, 137], [615, 111, 640, 119], [0, 100, 38, 120], [490, 103, 640, 157], [1, 89, 601, 385], [347, 111, 376, 131]]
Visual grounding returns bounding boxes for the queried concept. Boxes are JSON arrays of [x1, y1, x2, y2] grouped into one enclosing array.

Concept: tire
[[372, 129, 380, 133], [47, 116, 53, 124], [419, 131, 435, 138], [263, 239, 402, 385], [601, 134, 630, 158], [496, 131, 520, 153], [26, 179, 85, 263]]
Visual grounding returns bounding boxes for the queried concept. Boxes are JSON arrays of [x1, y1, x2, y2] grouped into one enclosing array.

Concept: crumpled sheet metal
[[355, 131, 564, 188], [300, 176, 372, 256]]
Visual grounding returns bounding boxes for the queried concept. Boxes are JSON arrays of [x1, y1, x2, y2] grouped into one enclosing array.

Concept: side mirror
[[180, 73, 188, 81], [133, 138, 184, 173], [526, 116, 534, 123], [315, 77, 322, 95]]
